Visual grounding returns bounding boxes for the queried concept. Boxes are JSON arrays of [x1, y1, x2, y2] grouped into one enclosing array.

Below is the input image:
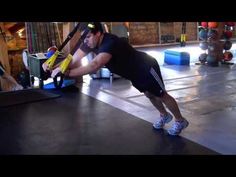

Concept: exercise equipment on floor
[[199, 53, 207, 63], [198, 29, 208, 40], [197, 22, 235, 66], [199, 41, 208, 50], [221, 22, 234, 65], [207, 29, 218, 40], [201, 22, 208, 28], [180, 22, 186, 47], [208, 22, 218, 29], [223, 51, 233, 61], [164, 50, 190, 65]]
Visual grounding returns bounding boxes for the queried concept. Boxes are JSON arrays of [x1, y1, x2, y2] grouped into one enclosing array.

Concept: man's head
[[81, 22, 104, 49]]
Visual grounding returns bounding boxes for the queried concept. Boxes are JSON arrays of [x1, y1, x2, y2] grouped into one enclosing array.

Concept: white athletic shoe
[[167, 118, 189, 136], [153, 112, 173, 129]]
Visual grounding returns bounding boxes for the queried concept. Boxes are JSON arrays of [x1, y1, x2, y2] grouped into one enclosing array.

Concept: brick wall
[[186, 22, 198, 41], [160, 22, 174, 35], [128, 22, 198, 45], [173, 22, 198, 42], [173, 22, 182, 41], [129, 22, 159, 45]]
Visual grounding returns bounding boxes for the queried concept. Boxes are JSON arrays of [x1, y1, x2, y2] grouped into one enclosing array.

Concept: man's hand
[[51, 67, 62, 78], [42, 50, 60, 72], [42, 62, 50, 72]]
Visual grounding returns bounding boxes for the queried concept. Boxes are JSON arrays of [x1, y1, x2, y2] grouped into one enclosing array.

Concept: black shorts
[[131, 63, 166, 97]]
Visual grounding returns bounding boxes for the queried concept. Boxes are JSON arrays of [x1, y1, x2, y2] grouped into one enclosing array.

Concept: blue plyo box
[[164, 50, 190, 65]]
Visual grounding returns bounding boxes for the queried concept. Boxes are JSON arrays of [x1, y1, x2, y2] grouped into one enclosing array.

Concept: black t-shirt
[[80, 33, 158, 81]]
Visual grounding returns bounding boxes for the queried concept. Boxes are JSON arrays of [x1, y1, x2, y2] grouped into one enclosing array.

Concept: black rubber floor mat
[[0, 90, 219, 155], [0, 89, 60, 108]]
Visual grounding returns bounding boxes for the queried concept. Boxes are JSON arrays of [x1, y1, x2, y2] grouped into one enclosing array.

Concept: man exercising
[[50, 22, 189, 136]]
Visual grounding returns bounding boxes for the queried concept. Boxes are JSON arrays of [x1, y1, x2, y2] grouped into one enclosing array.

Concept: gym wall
[[128, 22, 198, 45]]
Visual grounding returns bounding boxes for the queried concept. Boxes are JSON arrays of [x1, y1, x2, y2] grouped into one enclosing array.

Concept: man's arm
[[51, 48, 87, 70], [52, 52, 111, 78], [69, 48, 88, 69], [69, 52, 111, 77]]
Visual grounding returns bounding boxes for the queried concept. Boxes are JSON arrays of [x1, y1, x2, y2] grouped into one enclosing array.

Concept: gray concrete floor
[[78, 42, 236, 154]]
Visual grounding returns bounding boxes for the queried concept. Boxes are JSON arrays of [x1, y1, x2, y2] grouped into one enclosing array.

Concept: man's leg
[[160, 92, 184, 121], [144, 91, 168, 116], [160, 92, 189, 136], [145, 91, 184, 121], [145, 91, 173, 129], [145, 64, 188, 135], [147, 65, 184, 121]]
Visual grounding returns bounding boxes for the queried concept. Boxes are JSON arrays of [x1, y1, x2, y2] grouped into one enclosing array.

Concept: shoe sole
[[167, 120, 189, 136], [153, 115, 173, 130]]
